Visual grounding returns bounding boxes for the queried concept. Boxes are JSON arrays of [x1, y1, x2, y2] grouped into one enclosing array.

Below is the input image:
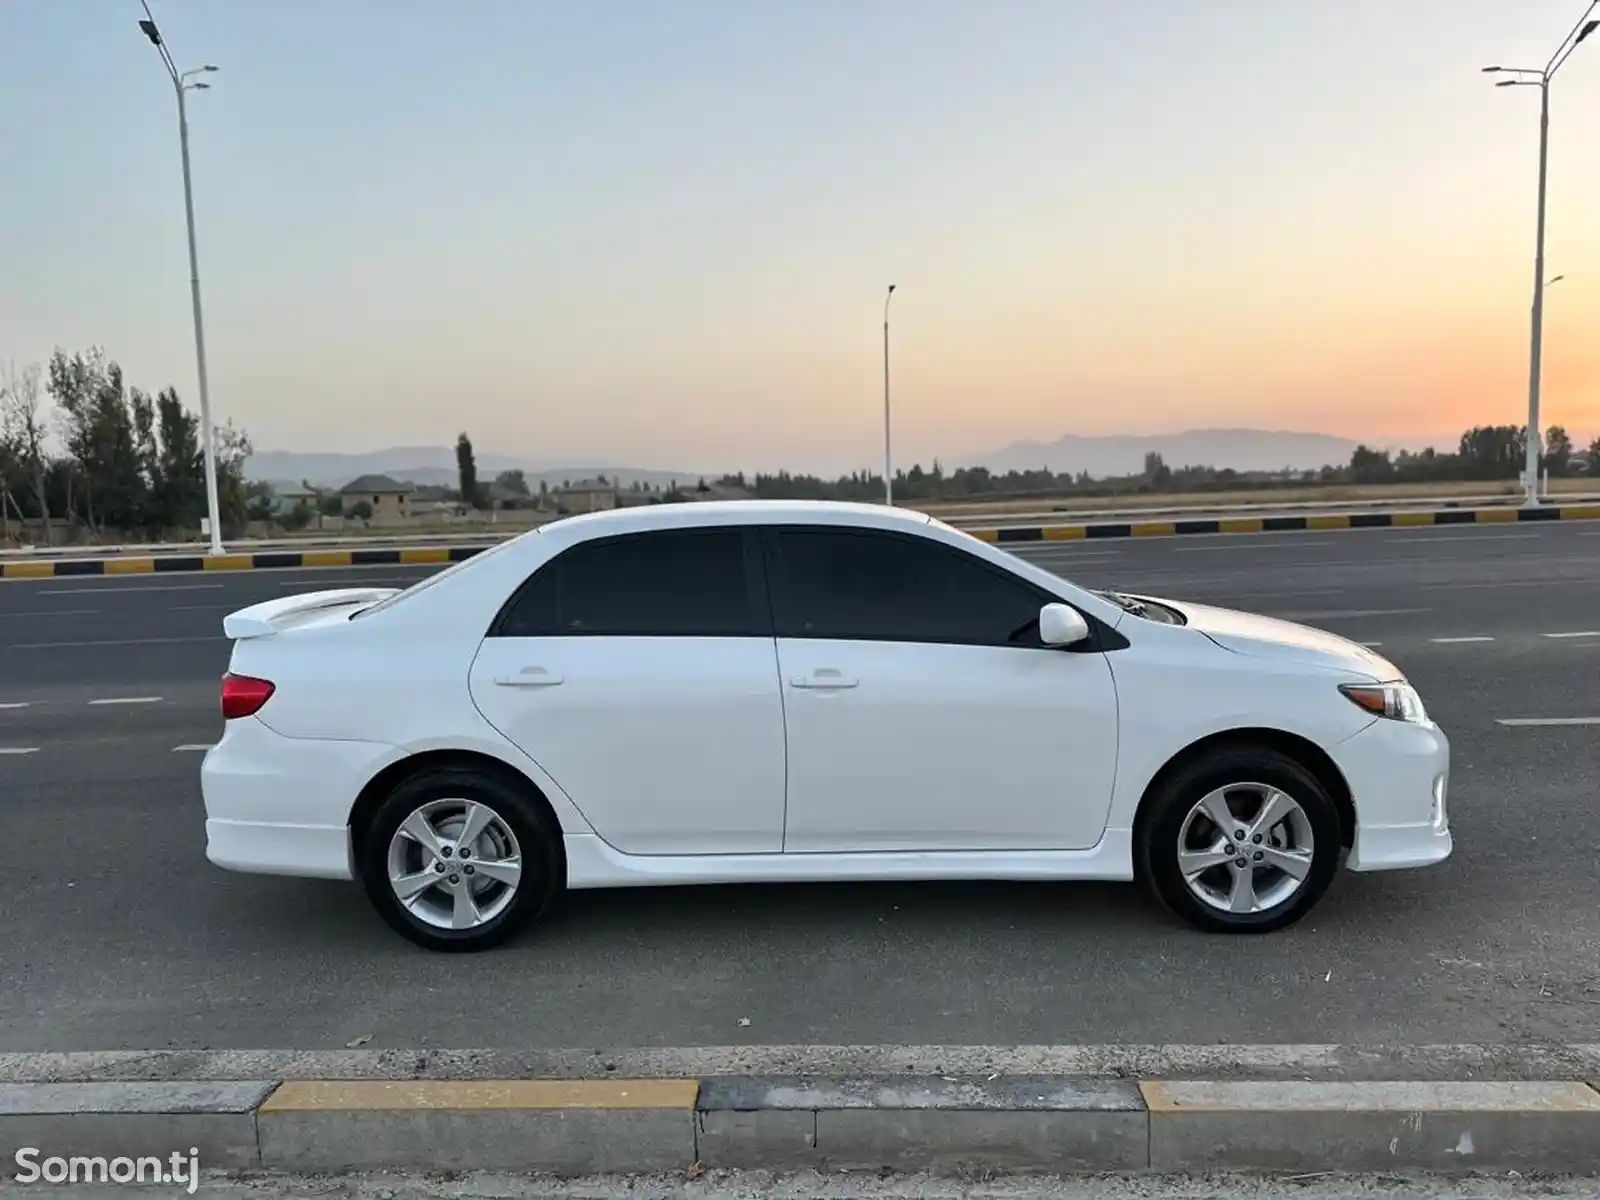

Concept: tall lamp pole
[[138, 4, 225, 554], [882, 284, 896, 505], [1484, 2, 1599, 507]]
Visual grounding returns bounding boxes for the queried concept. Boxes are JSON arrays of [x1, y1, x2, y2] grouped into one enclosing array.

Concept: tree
[[1, 360, 51, 541], [318, 494, 343, 517], [282, 501, 314, 531], [150, 387, 203, 531], [495, 468, 529, 497], [1544, 425, 1573, 476], [456, 432, 481, 509], [349, 499, 373, 521], [213, 421, 254, 536]]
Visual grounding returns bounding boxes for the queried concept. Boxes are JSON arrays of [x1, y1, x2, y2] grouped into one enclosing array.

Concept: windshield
[[1096, 590, 1186, 626], [350, 535, 523, 619]]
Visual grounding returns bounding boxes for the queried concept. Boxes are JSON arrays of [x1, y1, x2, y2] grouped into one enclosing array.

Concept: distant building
[[339, 474, 415, 524], [266, 482, 319, 517], [555, 477, 618, 514]]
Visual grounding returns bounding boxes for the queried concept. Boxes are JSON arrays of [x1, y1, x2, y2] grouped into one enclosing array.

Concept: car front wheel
[[1137, 746, 1342, 934], [359, 767, 559, 952]]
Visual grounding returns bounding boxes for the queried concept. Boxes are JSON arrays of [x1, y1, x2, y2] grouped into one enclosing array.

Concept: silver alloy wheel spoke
[[1227, 863, 1257, 913], [470, 856, 522, 887], [386, 797, 523, 932], [1177, 781, 1316, 916], [1178, 840, 1233, 879]]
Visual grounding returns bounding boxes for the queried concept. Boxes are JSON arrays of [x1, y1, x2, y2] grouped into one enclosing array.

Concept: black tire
[[358, 766, 561, 952], [1136, 745, 1342, 934]]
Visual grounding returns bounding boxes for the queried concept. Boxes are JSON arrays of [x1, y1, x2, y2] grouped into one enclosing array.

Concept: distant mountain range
[[961, 429, 1372, 477], [247, 429, 1396, 490], [245, 448, 703, 491]]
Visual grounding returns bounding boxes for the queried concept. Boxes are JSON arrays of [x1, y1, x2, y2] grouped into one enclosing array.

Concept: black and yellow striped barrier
[[966, 502, 1600, 544], [6, 503, 1600, 577], [0, 543, 492, 579]]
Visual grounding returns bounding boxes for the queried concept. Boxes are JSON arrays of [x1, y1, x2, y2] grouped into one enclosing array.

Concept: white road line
[[38, 583, 225, 595], [1543, 631, 1600, 639], [1430, 636, 1495, 644], [0, 702, 30, 710], [1384, 533, 1542, 543], [1268, 607, 1430, 621], [88, 696, 163, 706], [1360, 641, 1384, 647], [0, 747, 39, 755], [11, 636, 224, 649], [171, 744, 213, 752], [1496, 717, 1600, 727], [1171, 540, 1331, 553]]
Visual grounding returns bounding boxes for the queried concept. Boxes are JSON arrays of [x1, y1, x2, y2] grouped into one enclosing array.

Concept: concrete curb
[[3, 1070, 1600, 1177], [7, 503, 1600, 577]]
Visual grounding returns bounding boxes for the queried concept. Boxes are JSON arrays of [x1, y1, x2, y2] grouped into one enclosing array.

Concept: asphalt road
[[3, 521, 1600, 1052]]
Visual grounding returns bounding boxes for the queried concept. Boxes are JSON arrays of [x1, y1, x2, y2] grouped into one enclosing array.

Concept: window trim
[[485, 525, 771, 639], [758, 524, 1121, 651]]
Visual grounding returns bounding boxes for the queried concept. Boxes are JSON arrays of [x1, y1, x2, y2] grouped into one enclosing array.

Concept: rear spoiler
[[222, 587, 400, 640]]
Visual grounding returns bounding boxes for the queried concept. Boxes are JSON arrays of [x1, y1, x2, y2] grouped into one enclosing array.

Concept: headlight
[[1339, 681, 1429, 724]]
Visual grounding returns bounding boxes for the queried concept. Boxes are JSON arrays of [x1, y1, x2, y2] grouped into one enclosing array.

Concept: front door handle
[[494, 666, 564, 688], [790, 668, 858, 690]]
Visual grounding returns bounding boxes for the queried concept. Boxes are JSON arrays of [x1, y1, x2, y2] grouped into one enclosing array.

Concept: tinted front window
[[497, 527, 755, 637], [770, 528, 1047, 646]]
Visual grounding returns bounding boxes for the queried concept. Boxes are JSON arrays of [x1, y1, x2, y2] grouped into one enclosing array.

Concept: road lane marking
[[1268, 607, 1430, 621], [1430, 636, 1495, 644], [0, 748, 39, 755], [1496, 717, 1600, 727], [11, 636, 224, 649], [1384, 533, 1542, 543], [37, 583, 226, 595], [1360, 641, 1384, 647], [1543, 631, 1600, 639], [0, 702, 30, 710], [172, 744, 213, 752], [88, 696, 163, 705], [1172, 540, 1332, 553]]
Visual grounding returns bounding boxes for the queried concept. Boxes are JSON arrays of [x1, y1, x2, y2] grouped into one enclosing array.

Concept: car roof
[[541, 499, 935, 540]]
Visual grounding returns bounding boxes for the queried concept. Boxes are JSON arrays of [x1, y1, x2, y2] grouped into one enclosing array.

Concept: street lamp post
[[882, 284, 896, 506], [1484, 3, 1599, 507], [138, 7, 225, 555]]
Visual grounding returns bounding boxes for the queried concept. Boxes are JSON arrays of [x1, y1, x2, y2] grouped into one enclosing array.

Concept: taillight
[[221, 672, 275, 720]]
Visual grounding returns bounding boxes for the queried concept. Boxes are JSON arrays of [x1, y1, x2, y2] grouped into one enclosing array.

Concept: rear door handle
[[790, 668, 858, 690], [494, 667, 564, 688]]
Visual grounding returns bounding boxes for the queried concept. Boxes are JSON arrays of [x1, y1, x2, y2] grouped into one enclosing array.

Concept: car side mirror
[[1038, 602, 1090, 647]]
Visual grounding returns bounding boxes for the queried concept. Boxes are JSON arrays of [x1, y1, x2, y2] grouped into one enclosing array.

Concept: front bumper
[[1334, 716, 1452, 872], [201, 716, 392, 881]]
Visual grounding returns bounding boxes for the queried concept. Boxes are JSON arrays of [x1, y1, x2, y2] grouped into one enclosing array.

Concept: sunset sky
[[3, 0, 1598, 474]]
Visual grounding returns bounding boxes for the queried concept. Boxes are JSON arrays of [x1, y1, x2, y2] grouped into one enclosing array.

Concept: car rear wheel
[[359, 767, 560, 952], [1137, 746, 1342, 933]]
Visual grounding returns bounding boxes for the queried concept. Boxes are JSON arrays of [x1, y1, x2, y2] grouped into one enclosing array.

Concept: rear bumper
[[201, 717, 391, 882], [1335, 717, 1453, 872]]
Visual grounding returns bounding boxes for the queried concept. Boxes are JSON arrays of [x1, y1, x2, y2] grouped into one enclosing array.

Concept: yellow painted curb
[[260, 1079, 699, 1112], [1, 562, 54, 579], [301, 550, 355, 567], [202, 554, 256, 571], [1041, 525, 1087, 541], [1218, 518, 1264, 534], [1558, 505, 1600, 520], [1476, 507, 1520, 523], [105, 557, 156, 574], [1390, 511, 1435, 527], [399, 547, 451, 564], [1306, 514, 1351, 531], [1131, 522, 1176, 538], [967, 529, 999, 542]]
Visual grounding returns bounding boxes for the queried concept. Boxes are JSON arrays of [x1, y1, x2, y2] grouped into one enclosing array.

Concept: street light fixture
[[1484, 3, 1599, 506], [138, 4, 225, 555], [882, 284, 896, 506]]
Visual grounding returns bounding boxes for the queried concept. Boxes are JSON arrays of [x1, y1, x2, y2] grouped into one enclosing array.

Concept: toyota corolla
[[201, 501, 1450, 951]]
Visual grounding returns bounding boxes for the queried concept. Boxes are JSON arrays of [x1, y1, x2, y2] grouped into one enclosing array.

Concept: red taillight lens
[[221, 672, 275, 720]]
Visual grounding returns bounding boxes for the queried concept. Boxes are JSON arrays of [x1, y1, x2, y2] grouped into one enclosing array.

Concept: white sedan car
[[202, 500, 1450, 951]]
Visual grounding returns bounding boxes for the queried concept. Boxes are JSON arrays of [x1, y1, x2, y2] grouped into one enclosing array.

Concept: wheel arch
[[348, 748, 568, 887], [1132, 728, 1356, 851]]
